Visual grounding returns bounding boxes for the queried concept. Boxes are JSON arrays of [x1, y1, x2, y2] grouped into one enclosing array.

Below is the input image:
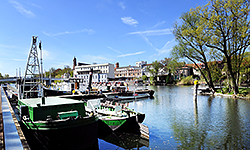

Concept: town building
[[174, 66, 194, 80], [114, 61, 147, 81], [73, 57, 115, 84]]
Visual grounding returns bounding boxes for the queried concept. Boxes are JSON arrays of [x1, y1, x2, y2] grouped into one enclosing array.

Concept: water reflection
[[98, 86, 250, 149], [124, 85, 250, 149], [169, 92, 250, 149], [100, 132, 149, 149]]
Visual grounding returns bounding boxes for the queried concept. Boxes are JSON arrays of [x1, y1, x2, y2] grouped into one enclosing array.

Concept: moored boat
[[17, 97, 98, 150], [85, 99, 145, 137], [16, 36, 99, 150], [135, 89, 155, 97], [105, 93, 150, 101], [43, 87, 72, 96]]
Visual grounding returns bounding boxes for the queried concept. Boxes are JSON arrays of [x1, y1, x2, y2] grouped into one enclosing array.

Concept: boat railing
[[87, 99, 101, 113]]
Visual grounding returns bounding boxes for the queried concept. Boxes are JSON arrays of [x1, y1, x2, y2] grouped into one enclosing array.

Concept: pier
[[0, 85, 30, 150]]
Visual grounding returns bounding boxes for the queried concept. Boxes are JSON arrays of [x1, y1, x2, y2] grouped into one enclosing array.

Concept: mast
[[39, 40, 44, 98], [22, 36, 41, 99]]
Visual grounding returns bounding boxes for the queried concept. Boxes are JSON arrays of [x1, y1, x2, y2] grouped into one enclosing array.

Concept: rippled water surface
[[98, 85, 250, 149]]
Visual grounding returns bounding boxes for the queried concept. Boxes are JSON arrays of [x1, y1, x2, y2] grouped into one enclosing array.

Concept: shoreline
[[200, 92, 250, 100]]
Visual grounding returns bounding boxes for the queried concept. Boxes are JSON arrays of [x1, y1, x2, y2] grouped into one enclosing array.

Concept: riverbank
[[199, 89, 250, 100]]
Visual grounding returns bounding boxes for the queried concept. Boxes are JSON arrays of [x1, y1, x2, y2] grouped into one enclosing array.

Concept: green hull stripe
[[102, 119, 126, 127]]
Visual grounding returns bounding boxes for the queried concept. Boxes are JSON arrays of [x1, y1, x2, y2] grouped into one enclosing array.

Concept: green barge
[[18, 97, 98, 149]]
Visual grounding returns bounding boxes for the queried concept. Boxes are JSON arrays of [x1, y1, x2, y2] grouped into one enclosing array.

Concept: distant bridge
[[0, 77, 64, 82]]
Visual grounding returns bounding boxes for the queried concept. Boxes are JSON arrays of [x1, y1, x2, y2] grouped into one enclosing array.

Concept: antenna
[[22, 36, 41, 99]]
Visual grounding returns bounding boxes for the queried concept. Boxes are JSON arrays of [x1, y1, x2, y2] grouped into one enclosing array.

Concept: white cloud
[[128, 28, 172, 36], [31, 3, 42, 9], [141, 36, 154, 48], [155, 39, 176, 55], [161, 39, 175, 50], [8, 0, 35, 17], [11, 58, 26, 62], [42, 49, 54, 60], [152, 21, 166, 28], [118, 2, 125, 10], [121, 17, 138, 27], [107, 46, 122, 54], [118, 51, 145, 57], [140, 35, 175, 55], [42, 29, 94, 37], [0, 44, 18, 49], [80, 55, 113, 63]]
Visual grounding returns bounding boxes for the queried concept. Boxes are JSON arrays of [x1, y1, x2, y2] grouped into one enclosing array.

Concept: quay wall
[[0, 86, 30, 150]]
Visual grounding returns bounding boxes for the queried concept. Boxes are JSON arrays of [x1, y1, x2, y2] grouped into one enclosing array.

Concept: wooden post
[[193, 80, 198, 125], [193, 80, 198, 103]]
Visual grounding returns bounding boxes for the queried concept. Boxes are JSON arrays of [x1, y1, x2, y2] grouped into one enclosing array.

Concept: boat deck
[[19, 97, 84, 108]]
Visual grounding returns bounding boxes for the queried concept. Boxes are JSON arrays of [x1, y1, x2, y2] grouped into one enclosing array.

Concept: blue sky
[[0, 0, 208, 76]]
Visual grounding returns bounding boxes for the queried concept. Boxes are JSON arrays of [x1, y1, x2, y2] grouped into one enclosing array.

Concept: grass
[[216, 87, 250, 97]]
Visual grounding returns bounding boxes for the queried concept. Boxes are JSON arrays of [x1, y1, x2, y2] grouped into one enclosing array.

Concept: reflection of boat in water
[[101, 132, 149, 149]]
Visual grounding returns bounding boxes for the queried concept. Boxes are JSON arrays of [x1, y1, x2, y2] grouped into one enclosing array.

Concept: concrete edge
[[0, 87, 3, 150], [1, 86, 30, 150]]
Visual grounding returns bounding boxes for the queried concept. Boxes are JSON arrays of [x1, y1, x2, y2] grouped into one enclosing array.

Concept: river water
[[98, 85, 250, 149]]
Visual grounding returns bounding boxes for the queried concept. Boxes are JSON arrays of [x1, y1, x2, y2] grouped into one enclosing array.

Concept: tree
[[4, 74, 9, 78], [147, 60, 162, 84], [142, 75, 147, 81], [0, 73, 3, 78], [191, 0, 250, 94], [172, 11, 216, 93], [161, 57, 185, 83], [239, 52, 250, 86], [173, 0, 250, 94], [44, 66, 73, 78]]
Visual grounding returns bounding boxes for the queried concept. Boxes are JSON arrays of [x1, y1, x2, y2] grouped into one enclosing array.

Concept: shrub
[[177, 75, 193, 85]]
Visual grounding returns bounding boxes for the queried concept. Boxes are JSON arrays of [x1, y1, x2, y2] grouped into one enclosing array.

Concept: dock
[[0, 85, 30, 150]]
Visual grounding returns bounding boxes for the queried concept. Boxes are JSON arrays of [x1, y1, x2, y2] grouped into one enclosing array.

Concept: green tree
[[239, 52, 250, 86], [147, 60, 162, 84], [161, 58, 185, 83], [44, 66, 73, 78], [49, 67, 56, 77], [4, 74, 9, 78], [142, 75, 147, 81], [172, 11, 215, 93], [173, 0, 250, 94], [192, 0, 250, 94], [0, 73, 3, 78]]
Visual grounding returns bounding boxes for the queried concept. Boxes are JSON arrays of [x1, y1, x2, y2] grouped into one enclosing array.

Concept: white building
[[114, 61, 147, 80], [73, 60, 115, 84], [135, 61, 147, 68]]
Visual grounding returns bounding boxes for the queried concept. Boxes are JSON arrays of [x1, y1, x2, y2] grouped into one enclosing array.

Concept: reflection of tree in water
[[210, 99, 245, 149], [171, 97, 248, 149], [101, 132, 149, 149], [171, 104, 208, 149]]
